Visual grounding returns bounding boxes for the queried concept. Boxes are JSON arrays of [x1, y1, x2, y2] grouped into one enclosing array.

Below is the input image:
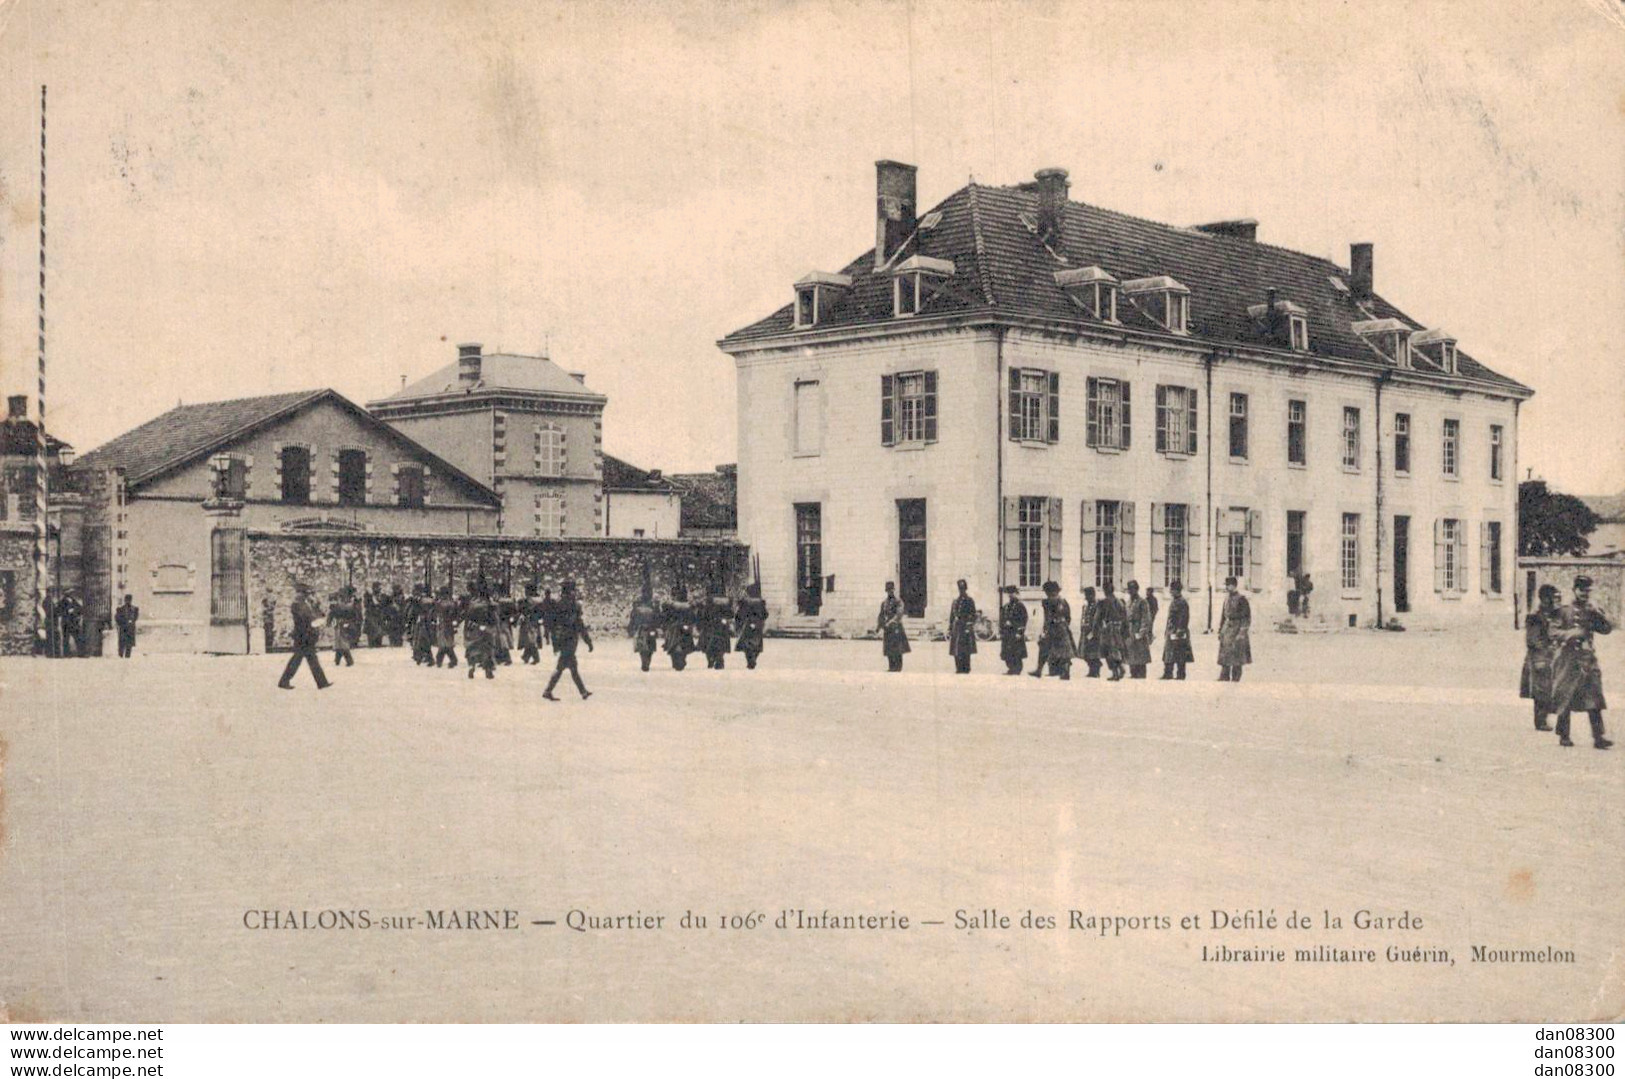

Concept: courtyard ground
[[0, 627, 1620, 1022]]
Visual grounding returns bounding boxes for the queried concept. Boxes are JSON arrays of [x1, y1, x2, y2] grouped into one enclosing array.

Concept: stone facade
[[1517, 555, 1624, 625], [246, 531, 748, 649], [0, 525, 37, 653]]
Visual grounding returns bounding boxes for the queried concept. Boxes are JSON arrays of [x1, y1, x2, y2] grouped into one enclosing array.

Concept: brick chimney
[[6, 394, 27, 421], [874, 160, 918, 270], [1350, 243, 1374, 302], [457, 343, 483, 386], [1035, 168, 1070, 246]]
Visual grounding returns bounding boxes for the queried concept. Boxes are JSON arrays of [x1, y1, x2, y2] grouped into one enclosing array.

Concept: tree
[[1519, 480, 1600, 556]]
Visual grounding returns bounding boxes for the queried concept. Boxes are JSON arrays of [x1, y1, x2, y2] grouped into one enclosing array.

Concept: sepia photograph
[[0, 0, 1621, 1049]]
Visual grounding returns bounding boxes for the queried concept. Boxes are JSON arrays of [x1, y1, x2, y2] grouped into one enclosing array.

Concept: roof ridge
[[966, 181, 998, 306]]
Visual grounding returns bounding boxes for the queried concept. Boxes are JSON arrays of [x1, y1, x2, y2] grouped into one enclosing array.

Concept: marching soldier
[[1030, 581, 1073, 679], [518, 584, 545, 665], [1077, 586, 1103, 677], [329, 587, 359, 667], [697, 586, 734, 670], [628, 585, 661, 672], [433, 587, 461, 668], [1551, 575, 1612, 750], [663, 586, 695, 671], [114, 594, 140, 659], [878, 581, 910, 672], [733, 584, 769, 670], [1217, 577, 1252, 683], [363, 582, 387, 648], [1521, 584, 1561, 731], [998, 585, 1028, 676], [1124, 580, 1153, 679], [277, 581, 331, 690], [1097, 582, 1128, 681], [463, 586, 497, 680], [543, 581, 594, 701], [1160, 580, 1194, 680], [947, 579, 978, 674], [386, 584, 406, 647]]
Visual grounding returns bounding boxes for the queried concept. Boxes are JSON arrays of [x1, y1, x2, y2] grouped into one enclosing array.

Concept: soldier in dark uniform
[[384, 585, 404, 647], [947, 579, 978, 674], [408, 585, 435, 665], [1097, 582, 1128, 681], [261, 595, 277, 653], [1077, 587, 1102, 677], [543, 581, 594, 701], [998, 585, 1028, 675], [278, 582, 331, 690], [114, 594, 140, 658], [1521, 584, 1561, 731], [628, 585, 661, 672], [1551, 576, 1612, 750], [1160, 580, 1194, 680], [734, 584, 768, 670], [1030, 581, 1073, 679], [463, 587, 497, 680], [697, 587, 734, 670], [1217, 576, 1252, 683], [1124, 580, 1153, 679], [363, 582, 386, 648], [58, 592, 84, 658], [518, 584, 545, 665], [329, 587, 359, 667], [493, 591, 516, 666], [433, 587, 460, 668], [878, 581, 910, 672], [662, 587, 695, 671]]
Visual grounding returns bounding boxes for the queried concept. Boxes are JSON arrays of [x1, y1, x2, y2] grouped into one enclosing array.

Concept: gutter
[[1204, 351, 1216, 632], [1374, 371, 1388, 628], [995, 326, 1007, 590]]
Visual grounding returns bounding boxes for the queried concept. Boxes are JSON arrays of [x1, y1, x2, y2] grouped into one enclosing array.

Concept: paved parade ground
[[1, 629, 1621, 1023]]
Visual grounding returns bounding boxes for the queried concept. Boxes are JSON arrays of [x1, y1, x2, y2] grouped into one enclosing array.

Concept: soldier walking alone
[[947, 579, 978, 674], [1551, 575, 1613, 750], [1217, 576, 1252, 683], [543, 581, 593, 701], [998, 585, 1028, 675], [277, 582, 331, 690], [878, 581, 910, 672]]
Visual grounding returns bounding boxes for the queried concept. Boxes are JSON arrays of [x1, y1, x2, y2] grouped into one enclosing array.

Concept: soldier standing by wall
[[1097, 583, 1127, 682], [1217, 577, 1252, 683], [1551, 575, 1613, 750], [114, 594, 140, 659], [946, 579, 978, 675], [878, 581, 909, 672], [998, 585, 1028, 676], [543, 580, 594, 701], [663, 586, 695, 671], [733, 583, 768, 670], [628, 585, 660, 672], [1160, 581, 1194, 680], [277, 581, 331, 690], [1077, 587, 1102, 678]]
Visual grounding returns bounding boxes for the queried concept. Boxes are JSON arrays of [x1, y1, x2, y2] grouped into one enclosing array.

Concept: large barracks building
[[719, 161, 1531, 636]]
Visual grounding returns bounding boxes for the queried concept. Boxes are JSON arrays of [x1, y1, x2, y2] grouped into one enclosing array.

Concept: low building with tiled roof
[[74, 387, 501, 652], [720, 160, 1531, 634], [368, 342, 607, 539], [669, 464, 737, 540], [602, 454, 681, 539]]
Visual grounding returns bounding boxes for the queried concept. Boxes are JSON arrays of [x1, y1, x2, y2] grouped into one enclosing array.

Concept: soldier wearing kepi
[[543, 580, 594, 702], [946, 579, 978, 674], [518, 584, 544, 666], [329, 587, 358, 667], [1521, 584, 1562, 731], [663, 586, 695, 671], [1077, 586, 1102, 678], [1160, 580, 1194, 680], [278, 581, 331, 690], [1217, 576, 1252, 683], [114, 594, 140, 659], [998, 585, 1028, 676], [432, 586, 460, 668], [1097, 582, 1128, 681], [697, 586, 734, 670], [1551, 575, 1613, 750], [878, 581, 910, 672], [628, 585, 661, 673], [1124, 580, 1153, 679], [463, 585, 497, 680], [733, 584, 769, 670], [1030, 581, 1073, 680]]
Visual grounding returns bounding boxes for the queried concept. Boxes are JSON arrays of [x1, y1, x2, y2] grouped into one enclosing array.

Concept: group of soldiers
[[1520, 574, 1613, 750], [884, 576, 1254, 682], [626, 584, 769, 673]]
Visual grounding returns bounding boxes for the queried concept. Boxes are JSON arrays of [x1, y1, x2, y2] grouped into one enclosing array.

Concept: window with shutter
[[1120, 381, 1132, 449], [881, 374, 896, 446], [1478, 522, 1490, 594], [1047, 497, 1063, 585], [1086, 379, 1101, 447], [1002, 497, 1023, 589], [1009, 368, 1052, 443], [1150, 500, 1165, 574], [1120, 500, 1137, 583], [922, 371, 938, 443], [1246, 509, 1264, 592], [1433, 518, 1446, 593], [1155, 386, 1169, 452], [1186, 390, 1198, 455]]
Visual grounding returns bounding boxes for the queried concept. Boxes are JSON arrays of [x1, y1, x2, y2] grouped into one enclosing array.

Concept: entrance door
[[1392, 515, 1410, 613], [897, 498, 927, 618], [209, 528, 249, 653], [794, 503, 822, 616]]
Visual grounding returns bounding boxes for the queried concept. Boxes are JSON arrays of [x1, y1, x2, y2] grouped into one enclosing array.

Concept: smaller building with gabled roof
[[75, 387, 501, 652]]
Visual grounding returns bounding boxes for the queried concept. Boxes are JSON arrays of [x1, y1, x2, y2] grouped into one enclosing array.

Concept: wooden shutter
[[881, 374, 895, 446], [1435, 517, 1451, 586], [1458, 519, 1470, 594], [1046, 371, 1060, 444], [1086, 378, 1100, 447], [1186, 502, 1203, 587], [1047, 497, 1063, 586], [1002, 496, 1021, 587], [923, 370, 939, 443], [1120, 381, 1132, 449], [1247, 509, 1264, 592], [1186, 389, 1199, 455], [1120, 500, 1137, 582], [1008, 368, 1022, 442], [1478, 521, 1490, 594], [1149, 501, 1165, 577], [1155, 386, 1169, 452], [1079, 499, 1097, 582]]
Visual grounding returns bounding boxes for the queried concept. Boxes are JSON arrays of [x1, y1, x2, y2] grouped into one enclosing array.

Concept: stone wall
[[1518, 557, 1623, 625], [245, 530, 749, 649], [0, 526, 39, 653]]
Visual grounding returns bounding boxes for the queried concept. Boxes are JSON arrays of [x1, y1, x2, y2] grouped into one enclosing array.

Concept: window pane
[[898, 373, 925, 442]]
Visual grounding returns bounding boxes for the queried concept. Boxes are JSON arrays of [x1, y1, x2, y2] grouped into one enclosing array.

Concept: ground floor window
[[1340, 513, 1360, 591], [534, 493, 565, 537], [1156, 503, 1188, 588], [1286, 510, 1306, 579], [1018, 497, 1046, 589], [1483, 520, 1503, 595], [1436, 518, 1464, 594]]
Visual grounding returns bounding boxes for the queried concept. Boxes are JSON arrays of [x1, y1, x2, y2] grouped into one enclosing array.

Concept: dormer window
[[1352, 318, 1413, 367], [1247, 296, 1309, 352], [1411, 328, 1459, 374], [1053, 266, 1119, 322], [791, 271, 852, 329], [890, 255, 954, 319], [1289, 315, 1309, 351], [1123, 276, 1190, 335]]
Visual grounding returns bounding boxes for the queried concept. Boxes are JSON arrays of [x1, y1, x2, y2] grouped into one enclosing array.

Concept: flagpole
[[33, 84, 49, 654]]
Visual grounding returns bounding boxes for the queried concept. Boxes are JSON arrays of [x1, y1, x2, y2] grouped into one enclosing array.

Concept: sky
[[0, 0, 1621, 493]]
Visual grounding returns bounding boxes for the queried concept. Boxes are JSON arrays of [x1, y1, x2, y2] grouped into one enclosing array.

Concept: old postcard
[[0, 0, 1621, 1025]]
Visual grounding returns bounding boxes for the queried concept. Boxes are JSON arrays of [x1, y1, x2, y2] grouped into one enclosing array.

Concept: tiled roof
[[603, 454, 677, 492], [76, 389, 501, 504], [720, 180, 1530, 395], [1, 419, 72, 457], [371, 353, 603, 404], [669, 465, 737, 532], [76, 391, 321, 484]]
